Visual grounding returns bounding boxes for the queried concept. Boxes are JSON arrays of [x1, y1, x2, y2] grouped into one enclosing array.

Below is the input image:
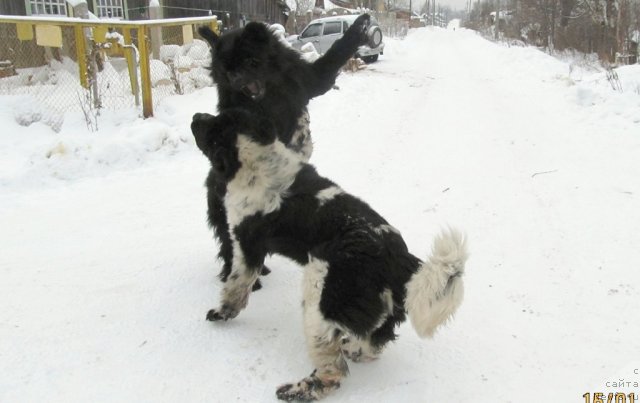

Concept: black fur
[[199, 16, 370, 143], [191, 110, 421, 348], [197, 15, 372, 286]]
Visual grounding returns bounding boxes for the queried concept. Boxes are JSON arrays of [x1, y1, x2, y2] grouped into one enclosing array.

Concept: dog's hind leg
[[340, 309, 399, 363], [340, 336, 382, 363], [276, 258, 348, 401]]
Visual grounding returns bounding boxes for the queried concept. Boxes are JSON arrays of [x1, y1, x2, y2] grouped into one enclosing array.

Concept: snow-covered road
[[1, 25, 639, 402]]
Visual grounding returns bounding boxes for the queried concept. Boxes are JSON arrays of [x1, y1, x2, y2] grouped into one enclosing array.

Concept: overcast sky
[[408, 0, 469, 12]]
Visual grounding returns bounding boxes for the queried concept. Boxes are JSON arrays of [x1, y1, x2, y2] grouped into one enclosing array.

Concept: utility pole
[[494, 0, 499, 39], [432, 0, 435, 26]]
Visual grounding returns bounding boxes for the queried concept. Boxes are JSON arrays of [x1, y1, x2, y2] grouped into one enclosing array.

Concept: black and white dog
[[191, 110, 468, 401], [198, 15, 373, 290]]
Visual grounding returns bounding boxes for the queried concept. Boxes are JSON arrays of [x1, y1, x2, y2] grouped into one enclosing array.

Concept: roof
[[308, 13, 380, 26], [308, 14, 361, 24]]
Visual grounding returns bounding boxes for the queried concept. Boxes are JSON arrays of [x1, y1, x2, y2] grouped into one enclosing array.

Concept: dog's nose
[[192, 113, 206, 122]]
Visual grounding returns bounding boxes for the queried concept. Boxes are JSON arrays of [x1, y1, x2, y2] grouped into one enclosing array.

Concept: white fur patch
[[381, 288, 394, 314], [341, 336, 382, 362], [224, 134, 304, 227], [302, 257, 348, 376], [302, 257, 332, 337], [370, 288, 394, 330], [288, 110, 313, 161], [316, 186, 344, 206], [405, 228, 468, 338], [373, 224, 401, 236]]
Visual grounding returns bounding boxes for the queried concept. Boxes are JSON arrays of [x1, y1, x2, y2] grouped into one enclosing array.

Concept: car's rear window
[[323, 22, 342, 35]]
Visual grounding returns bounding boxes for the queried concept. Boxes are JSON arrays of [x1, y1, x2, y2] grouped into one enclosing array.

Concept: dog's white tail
[[405, 228, 468, 338]]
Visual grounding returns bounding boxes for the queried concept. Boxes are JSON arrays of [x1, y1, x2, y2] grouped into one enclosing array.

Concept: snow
[[1, 25, 640, 402], [105, 30, 125, 47], [65, 0, 87, 7], [299, 43, 321, 62]]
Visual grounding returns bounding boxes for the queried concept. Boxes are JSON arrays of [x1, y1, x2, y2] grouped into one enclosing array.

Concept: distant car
[[288, 14, 384, 63]]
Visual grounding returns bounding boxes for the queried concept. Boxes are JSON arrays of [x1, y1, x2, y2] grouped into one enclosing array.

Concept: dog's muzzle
[[227, 72, 265, 100]]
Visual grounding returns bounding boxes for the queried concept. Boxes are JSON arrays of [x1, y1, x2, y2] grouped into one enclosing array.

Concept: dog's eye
[[246, 58, 260, 68]]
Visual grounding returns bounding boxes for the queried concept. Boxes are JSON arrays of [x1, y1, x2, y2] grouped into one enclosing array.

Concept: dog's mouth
[[241, 80, 265, 100]]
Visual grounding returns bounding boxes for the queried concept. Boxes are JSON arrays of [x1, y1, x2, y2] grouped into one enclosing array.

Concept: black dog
[[198, 15, 372, 289], [191, 110, 468, 401]]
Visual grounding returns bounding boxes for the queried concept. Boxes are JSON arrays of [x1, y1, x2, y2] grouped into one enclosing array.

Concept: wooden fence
[[0, 15, 220, 118]]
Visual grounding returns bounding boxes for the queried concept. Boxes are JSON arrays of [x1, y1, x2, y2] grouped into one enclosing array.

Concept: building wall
[[0, 0, 288, 25], [160, 0, 287, 28], [0, 0, 28, 15]]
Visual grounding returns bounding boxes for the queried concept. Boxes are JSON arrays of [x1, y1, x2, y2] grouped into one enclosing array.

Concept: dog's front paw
[[205, 304, 239, 321], [349, 14, 371, 45], [276, 375, 340, 401]]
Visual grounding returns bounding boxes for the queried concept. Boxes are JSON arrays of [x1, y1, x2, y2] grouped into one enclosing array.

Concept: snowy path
[[1, 27, 639, 402]]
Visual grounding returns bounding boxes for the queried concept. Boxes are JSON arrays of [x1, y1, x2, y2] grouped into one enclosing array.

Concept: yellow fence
[[0, 15, 220, 122]]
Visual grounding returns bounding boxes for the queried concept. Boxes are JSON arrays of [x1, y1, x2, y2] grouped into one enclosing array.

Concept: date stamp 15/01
[[583, 393, 637, 403]]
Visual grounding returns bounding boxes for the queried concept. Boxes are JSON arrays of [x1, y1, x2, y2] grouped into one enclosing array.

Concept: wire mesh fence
[[0, 16, 217, 130]]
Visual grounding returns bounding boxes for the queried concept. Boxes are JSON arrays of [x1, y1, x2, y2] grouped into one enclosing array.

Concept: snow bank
[[160, 39, 209, 67], [0, 28, 637, 193], [0, 86, 218, 189]]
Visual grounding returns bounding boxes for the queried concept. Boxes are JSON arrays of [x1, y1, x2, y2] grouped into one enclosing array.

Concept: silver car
[[288, 14, 384, 63]]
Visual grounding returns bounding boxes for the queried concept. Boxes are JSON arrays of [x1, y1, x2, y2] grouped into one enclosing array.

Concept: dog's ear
[[198, 26, 219, 46], [243, 22, 271, 44]]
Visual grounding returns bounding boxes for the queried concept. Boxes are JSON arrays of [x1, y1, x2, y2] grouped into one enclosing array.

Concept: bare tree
[[293, 0, 315, 14], [466, 0, 640, 63]]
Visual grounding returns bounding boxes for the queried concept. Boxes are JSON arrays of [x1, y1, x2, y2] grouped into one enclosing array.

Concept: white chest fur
[[224, 135, 304, 228]]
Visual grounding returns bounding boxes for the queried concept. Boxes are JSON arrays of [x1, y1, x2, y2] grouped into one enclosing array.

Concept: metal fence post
[[2, 15, 220, 120], [122, 28, 139, 106], [72, 1, 100, 107], [209, 16, 220, 35], [149, 2, 162, 60], [137, 25, 153, 118], [73, 25, 89, 88], [72, 2, 91, 89]]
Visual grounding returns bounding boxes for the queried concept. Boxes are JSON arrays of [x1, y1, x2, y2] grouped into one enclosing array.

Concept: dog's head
[[191, 109, 277, 180], [199, 23, 281, 101]]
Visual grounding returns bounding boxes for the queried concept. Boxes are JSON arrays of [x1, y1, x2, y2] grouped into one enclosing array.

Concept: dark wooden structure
[[0, 1, 27, 15], [0, 0, 290, 27], [158, 0, 290, 28]]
